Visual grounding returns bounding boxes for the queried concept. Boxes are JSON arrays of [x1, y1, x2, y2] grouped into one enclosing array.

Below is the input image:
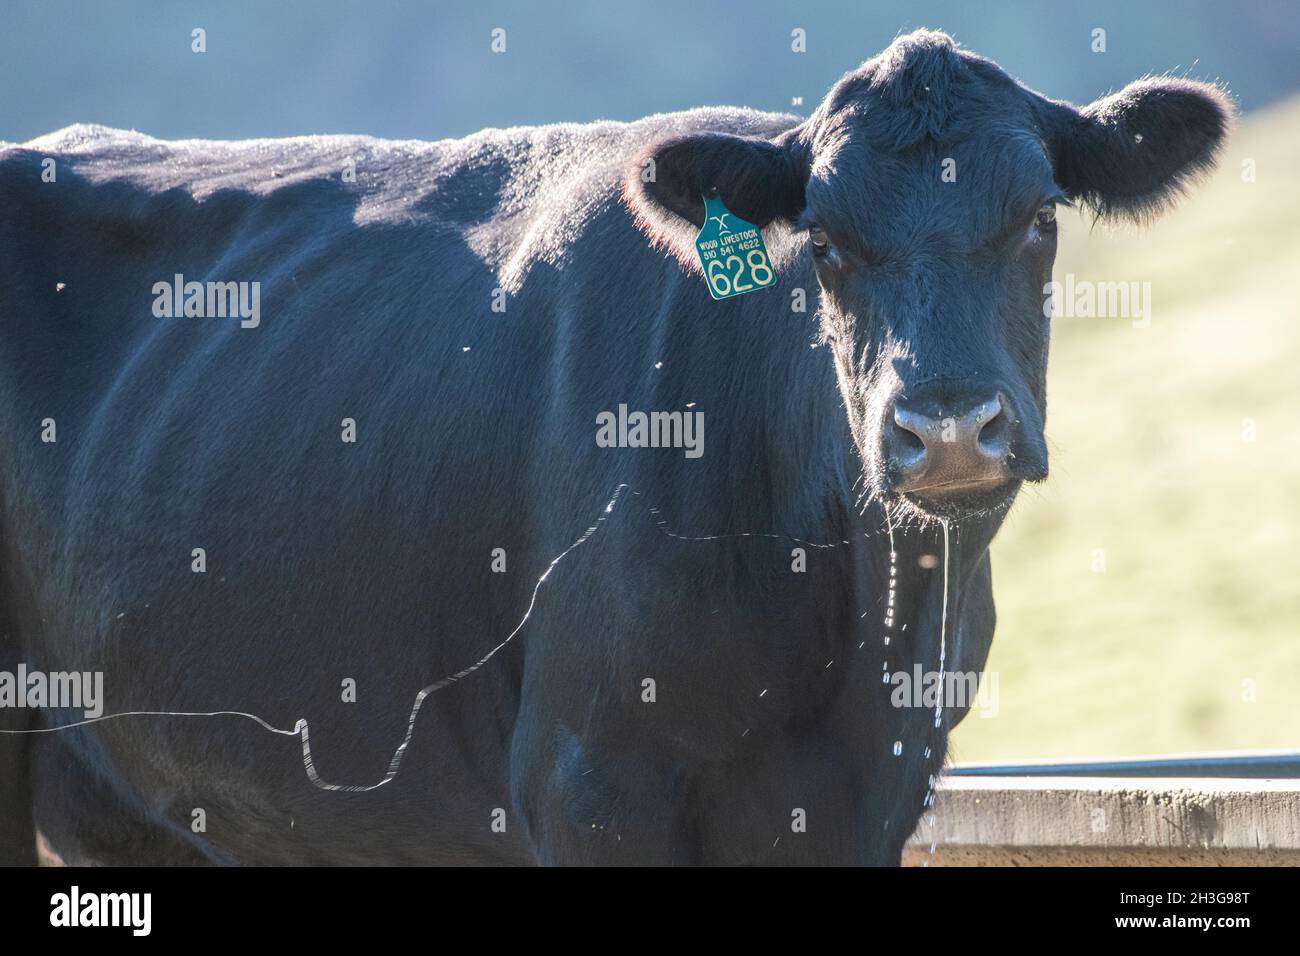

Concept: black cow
[[0, 31, 1228, 865]]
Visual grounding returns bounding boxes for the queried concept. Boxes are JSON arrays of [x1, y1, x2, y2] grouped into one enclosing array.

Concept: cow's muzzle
[[881, 381, 1046, 515]]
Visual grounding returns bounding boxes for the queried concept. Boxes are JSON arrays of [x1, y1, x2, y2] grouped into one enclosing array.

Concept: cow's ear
[[1047, 77, 1232, 222], [623, 131, 807, 268]]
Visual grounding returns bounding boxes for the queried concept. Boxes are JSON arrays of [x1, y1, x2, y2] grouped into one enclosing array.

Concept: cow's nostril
[[975, 399, 1009, 457], [890, 407, 934, 474], [891, 418, 927, 457]]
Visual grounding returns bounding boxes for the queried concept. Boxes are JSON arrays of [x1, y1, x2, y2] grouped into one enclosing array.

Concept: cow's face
[[628, 30, 1229, 521]]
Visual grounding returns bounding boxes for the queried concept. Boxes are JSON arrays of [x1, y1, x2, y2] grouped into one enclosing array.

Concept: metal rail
[[946, 749, 1300, 779]]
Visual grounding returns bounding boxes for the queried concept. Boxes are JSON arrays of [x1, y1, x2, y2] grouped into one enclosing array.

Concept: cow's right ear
[[623, 132, 807, 269]]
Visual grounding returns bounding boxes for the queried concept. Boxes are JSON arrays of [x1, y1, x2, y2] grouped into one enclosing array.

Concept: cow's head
[[626, 30, 1229, 521]]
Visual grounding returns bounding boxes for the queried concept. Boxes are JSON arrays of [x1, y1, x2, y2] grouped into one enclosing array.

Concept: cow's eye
[[1035, 204, 1057, 228], [809, 226, 830, 256]]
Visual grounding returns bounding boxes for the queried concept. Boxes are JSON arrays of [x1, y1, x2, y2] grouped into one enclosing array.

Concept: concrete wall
[[905, 772, 1300, 866]]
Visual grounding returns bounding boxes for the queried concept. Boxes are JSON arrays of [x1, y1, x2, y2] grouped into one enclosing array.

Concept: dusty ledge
[[904, 773, 1300, 866]]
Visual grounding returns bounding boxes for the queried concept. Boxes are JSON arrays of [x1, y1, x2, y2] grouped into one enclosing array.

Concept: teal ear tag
[[694, 192, 778, 300]]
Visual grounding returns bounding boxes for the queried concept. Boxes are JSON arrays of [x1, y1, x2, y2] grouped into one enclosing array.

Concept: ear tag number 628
[[694, 193, 777, 300]]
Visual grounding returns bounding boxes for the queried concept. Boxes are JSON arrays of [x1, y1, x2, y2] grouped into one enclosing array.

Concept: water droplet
[[892, 740, 903, 756]]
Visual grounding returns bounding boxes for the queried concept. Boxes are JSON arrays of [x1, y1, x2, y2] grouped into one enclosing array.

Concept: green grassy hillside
[[951, 93, 1300, 761]]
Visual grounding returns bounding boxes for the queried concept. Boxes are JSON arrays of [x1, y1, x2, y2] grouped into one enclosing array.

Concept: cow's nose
[[887, 393, 1011, 493]]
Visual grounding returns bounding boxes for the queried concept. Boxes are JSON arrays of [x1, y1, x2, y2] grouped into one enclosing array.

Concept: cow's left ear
[[1046, 77, 1232, 222], [623, 131, 808, 269]]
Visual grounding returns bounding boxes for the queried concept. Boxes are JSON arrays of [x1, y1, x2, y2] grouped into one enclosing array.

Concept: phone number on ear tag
[[695, 196, 778, 300]]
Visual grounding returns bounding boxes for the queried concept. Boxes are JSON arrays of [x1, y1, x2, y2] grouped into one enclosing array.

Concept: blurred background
[[4, 1, 1297, 761]]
